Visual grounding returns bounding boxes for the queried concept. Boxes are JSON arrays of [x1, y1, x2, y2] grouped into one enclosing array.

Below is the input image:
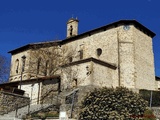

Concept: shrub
[[31, 111, 59, 119], [143, 109, 156, 120], [79, 87, 148, 120], [46, 112, 59, 117]]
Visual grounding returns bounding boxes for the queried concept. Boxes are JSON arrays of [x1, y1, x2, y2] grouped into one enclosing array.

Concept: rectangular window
[[79, 50, 83, 59]]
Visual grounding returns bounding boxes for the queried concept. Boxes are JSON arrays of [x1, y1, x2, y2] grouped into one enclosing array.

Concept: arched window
[[37, 58, 41, 75], [15, 59, 19, 74], [79, 50, 83, 59], [70, 25, 73, 36], [21, 55, 26, 72]]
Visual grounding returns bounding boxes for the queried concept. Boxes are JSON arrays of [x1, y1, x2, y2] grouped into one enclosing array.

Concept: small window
[[97, 48, 102, 57], [70, 25, 73, 36], [79, 50, 83, 59], [69, 57, 73, 63]]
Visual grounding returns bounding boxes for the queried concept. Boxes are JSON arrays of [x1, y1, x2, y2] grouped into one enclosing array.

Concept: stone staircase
[[0, 88, 80, 120], [0, 104, 52, 120], [0, 92, 62, 120]]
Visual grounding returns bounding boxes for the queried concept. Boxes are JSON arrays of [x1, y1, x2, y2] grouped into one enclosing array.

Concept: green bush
[[31, 113, 41, 118], [45, 112, 59, 117], [143, 109, 156, 120], [31, 111, 59, 119], [79, 87, 148, 120]]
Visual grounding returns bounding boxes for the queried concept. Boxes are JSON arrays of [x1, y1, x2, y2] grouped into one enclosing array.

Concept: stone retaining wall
[[0, 91, 30, 115]]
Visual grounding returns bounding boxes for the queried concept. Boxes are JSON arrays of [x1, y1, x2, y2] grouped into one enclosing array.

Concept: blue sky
[[0, 0, 160, 76]]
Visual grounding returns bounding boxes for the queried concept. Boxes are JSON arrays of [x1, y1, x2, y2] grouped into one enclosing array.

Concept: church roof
[[67, 17, 79, 23], [8, 40, 61, 54], [61, 19, 155, 44], [9, 20, 155, 54]]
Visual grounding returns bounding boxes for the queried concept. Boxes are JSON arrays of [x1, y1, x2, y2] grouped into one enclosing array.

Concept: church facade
[[7, 18, 158, 104]]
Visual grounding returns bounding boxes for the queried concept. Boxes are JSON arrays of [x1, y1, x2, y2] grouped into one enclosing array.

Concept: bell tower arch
[[67, 18, 79, 38]]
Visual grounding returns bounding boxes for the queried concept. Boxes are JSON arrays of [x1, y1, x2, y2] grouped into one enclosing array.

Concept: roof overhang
[[61, 57, 117, 70], [0, 75, 60, 87], [61, 20, 155, 44], [8, 40, 61, 55], [8, 20, 156, 54]]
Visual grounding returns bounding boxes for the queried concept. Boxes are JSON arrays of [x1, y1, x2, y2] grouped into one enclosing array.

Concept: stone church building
[[1, 18, 158, 106]]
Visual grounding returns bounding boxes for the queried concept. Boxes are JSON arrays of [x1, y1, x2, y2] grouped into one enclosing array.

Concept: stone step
[[17, 104, 52, 118], [0, 117, 21, 120], [0, 95, 60, 119]]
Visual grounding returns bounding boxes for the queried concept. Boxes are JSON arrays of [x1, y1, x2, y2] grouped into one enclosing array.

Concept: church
[[1, 18, 158, 106]]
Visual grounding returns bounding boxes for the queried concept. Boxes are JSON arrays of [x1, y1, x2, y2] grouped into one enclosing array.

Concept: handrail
[[26, 94, 62, 116], [7, 88, 79, 118]]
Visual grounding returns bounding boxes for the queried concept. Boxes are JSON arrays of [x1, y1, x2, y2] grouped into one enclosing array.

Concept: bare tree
[[61, 64, 79, 90], [26, 41, 80, 105], [28, 42, 76, 79], [0, 54, 9, 83]]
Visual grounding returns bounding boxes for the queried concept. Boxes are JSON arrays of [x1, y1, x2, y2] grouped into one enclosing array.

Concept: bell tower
[[67, 18, 79, 38]]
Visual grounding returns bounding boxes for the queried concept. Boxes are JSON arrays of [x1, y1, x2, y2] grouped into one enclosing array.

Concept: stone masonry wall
[[9, 49, 31, 82], [62, 28, 119, 88], [92, 62, 118, 88], [133, 27, 157, 90], [0, 91, 30, 115], [118, 25, 135, 88], [40, 79, 59, 104]]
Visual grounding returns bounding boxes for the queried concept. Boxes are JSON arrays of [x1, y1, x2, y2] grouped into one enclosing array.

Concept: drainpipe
[[19, 55, 26, 89], [70, 91, 76, 118], [15, 104, 18, 118], [150, 90, 152, 108], [37, 82, 41, 104]]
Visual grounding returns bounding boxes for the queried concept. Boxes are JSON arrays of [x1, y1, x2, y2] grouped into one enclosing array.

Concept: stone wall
[[9, 49, 31, 82], [40, 79, 59, 104], [21, 82, 40, 105], [157, 81, 160, 90], [133, 27, 157, 90], [92, 62, 118, 88], [0, 91, 30, 115], [61, 26, 119, 89], [118, 25, 135, 88], [61, 62, 92, 90]]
